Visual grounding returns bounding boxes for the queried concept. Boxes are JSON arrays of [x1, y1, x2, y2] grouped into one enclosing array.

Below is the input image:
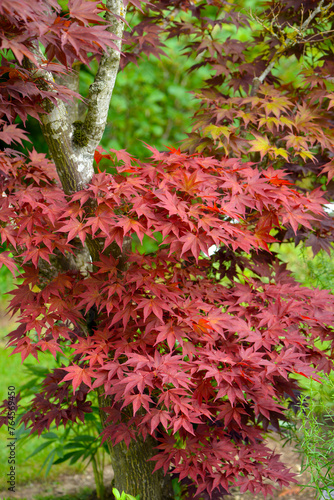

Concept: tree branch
[[23, 1, 127, 195], [300, 0, 327, 30], [20, 2, 128, 274], [84, 0, 127, 151], [24, 53, 95, 194], [249, 0, 334, 96]]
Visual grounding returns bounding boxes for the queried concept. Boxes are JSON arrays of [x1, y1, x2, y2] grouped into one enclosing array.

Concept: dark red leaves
[[0, 0, 118, 125], [0, 122, 30, 146], [0, 252, 18, 277], [1, 0, 334, 496], [68, 0, 105, 26], [2, 145, 333, 497]]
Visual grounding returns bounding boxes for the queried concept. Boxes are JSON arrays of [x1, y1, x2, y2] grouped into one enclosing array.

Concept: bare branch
[[257, 58, 277, 85], [249, 0, 334, 95], [300, 0, 326, 30], [84, 0, 127, 151]]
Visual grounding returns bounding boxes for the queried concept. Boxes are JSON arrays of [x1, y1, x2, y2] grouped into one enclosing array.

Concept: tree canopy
[[1, 1, 334, 499]]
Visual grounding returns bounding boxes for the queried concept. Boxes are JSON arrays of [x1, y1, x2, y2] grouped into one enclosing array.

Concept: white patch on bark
[[42, 103, 66, 125], [70, 147, 95, 186]]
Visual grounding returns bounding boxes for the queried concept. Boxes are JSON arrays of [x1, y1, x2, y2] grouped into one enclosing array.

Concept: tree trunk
[[111, 436, 173, 499], [29, 0, 171, 495], [97, 388, 174, 500]]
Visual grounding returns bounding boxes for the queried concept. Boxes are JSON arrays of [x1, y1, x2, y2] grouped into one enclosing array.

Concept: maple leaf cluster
[[124, 0, 334, 257], [1, 145, 334, 497], [0, 0, 118, 130]]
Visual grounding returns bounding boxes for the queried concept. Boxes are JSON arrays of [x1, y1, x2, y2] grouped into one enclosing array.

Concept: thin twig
[[301, 0, 326, 30], [250, 0, 334, 94]]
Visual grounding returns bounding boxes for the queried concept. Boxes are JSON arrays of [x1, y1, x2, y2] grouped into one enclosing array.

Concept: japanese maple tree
[[1, 1, 334, 499]]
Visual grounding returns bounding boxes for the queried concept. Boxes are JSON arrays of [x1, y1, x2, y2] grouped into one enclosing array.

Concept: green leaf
[[44, 449, 57, 477], [55, 445, 64, 460], [42, 431, 58, 440], [53, 451, 79, 465], [69, 449, 86, 464], [272, 147, 289, 160], [24, 364, 50, 377], [26, 440, 53, 459], [71, 434, 96, 442], [204, 124, 231, 141], [172, 477, 182, 496], [112, 488, 121, 499], [248, 134, 271, 159]]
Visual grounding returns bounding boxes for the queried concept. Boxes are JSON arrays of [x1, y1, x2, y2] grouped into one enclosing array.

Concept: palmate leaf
[[68, 0, 105, 25], [58, 218, 89, 245], [0, 252, 18, 277], [0, 123, 30, 146], [248, 134, 271, 160], [60, 366, 95, 392], [3, 150, 334, 496]]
